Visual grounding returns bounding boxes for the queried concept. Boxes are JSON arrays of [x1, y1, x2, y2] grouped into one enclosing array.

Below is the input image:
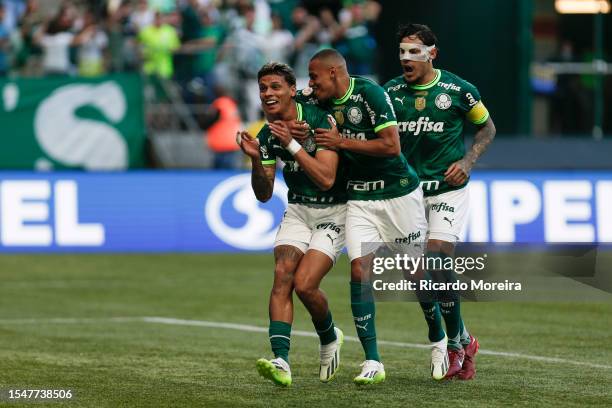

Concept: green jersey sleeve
[[460, 81, 490, 125], [256, 125, 276, 166], [363, 84, 398, 133]]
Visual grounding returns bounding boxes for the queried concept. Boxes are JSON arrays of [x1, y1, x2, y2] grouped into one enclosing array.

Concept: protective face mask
[[399, 43, 436, 62]]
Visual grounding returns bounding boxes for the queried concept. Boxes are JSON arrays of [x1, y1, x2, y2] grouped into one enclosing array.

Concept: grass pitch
[[0, 254, 610, 407]]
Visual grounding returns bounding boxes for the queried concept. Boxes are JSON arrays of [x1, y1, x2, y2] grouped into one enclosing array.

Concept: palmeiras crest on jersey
[[302, 134, 317, 153], [435, 93, 452, 110], [347, 107, 363, 124], [415, 96, 426, 111]]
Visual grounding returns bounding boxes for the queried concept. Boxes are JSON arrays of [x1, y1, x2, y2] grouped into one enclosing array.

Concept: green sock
[[313, 311, 337, 345], [459, 319, 471, 346], [441, 301, 462, 350], [350, 281, 380, 362], [419, 302, 445, 342], [428, 251, 463, 350], [269, 321, 291, 363]]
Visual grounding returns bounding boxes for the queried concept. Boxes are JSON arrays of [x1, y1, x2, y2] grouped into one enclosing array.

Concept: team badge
[[347, 107, 362, 124], [400, 178, 409, 187], [334, 110, 345, 125], [415, 97, 426, 111], [302, 135, 316, 153], [435, 93, 452, 110]]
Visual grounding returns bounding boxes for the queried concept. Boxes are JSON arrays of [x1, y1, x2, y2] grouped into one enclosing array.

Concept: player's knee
[[294, 281, 317, 302], [272, 263, 295, 294], [427, 239, 455, 254], [350, 258, 369, 281]]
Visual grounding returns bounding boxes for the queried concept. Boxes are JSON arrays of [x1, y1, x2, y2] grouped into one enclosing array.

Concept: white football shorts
[[274, 203, 346, 263], [424, 186, 469, 243], [345, 187, 428, 261]]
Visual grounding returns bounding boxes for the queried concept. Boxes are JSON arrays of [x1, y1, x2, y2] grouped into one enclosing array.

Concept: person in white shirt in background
[[262, 12, 293, 64], [76, 10, 108, 77]]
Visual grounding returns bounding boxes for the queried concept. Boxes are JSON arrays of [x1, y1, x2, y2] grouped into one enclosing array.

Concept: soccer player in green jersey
[[304, 49, 428, 385], [385, 23, 497, 380], [237, 62, 346, 386]]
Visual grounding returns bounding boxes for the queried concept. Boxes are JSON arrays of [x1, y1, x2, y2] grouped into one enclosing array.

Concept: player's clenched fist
[[236, 130, 260, 159]]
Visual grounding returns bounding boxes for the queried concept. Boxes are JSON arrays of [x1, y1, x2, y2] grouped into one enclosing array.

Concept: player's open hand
[[236, 130, 260, 159], [269, 120, 293, 146], [444, 159, 471, 186], [314, 117, 342, 150], [288, 120, 310, 142]]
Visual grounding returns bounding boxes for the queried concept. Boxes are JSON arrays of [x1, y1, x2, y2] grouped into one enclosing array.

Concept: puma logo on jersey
[[326, 233, 336, 245], [395, 96, 406, 105], [444, 217, 454, 226], [380, 113, 389, 120]]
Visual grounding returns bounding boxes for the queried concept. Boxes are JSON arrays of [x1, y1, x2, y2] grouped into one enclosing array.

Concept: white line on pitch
[[0, 316, 610, 371]]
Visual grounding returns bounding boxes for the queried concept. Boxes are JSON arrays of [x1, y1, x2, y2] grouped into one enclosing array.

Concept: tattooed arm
[[252, 163, 276, 202], [444, 117, 496, 186]]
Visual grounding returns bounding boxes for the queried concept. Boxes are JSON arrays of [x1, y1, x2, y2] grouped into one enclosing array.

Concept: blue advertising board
[[0, 170, 610, 252]]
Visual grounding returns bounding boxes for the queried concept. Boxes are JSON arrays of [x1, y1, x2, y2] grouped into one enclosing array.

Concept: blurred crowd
[[0, 0, 381, 104], [0, 0, 383, 169]]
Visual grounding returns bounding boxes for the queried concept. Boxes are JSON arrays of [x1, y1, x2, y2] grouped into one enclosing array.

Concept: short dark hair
[[397, 23, 437, 46], [310, 48, 346, 66], [257, 62, 296, 87]]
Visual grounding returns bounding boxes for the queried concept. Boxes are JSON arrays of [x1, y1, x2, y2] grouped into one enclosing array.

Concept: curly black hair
[[396, 23, 437, 46]]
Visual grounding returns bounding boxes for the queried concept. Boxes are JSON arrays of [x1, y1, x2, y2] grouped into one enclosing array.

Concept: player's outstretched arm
[[444, 116, 496, 186], [314, 121, 401, 158], [269, 121, 338, 191], [237, 131, 275, 202]]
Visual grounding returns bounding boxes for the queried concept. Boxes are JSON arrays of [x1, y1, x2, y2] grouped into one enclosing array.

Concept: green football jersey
[[258, 101, 347, 204], [384, 69, 490, 196], [297, 76, 420, 201]]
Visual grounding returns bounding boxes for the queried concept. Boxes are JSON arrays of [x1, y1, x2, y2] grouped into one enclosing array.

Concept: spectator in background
[[175, 0, 202, 82], [219, 3, 265, 122], [15, 0, 44, 76], [149, 0, 176, 14], [291, 5, 322, 78], [181, 7, 225, 103], [202, 84, 242, 169], [2, 0, 26, 33], [138, 11, 180, 79], [268, 0, 298, 33], [130, 0, 154, 33], [76, 10, 108, 76], [262, 12, 293, 63], [336, 0, 379, 75], [34, 4, 78, 75], [0, 4, 10, 76], [107, 0, 136, 72]]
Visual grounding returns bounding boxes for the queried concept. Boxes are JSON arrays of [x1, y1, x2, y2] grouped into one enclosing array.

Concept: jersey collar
[[333, 77, 355, 105], [409, 69, 441, 90], [296, 101, 303, 120]]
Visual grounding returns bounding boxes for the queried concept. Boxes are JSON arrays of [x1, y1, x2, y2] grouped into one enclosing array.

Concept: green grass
[[0, 254, 610, 407]]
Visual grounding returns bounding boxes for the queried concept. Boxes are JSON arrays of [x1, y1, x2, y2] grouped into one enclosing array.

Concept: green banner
[[0, 74, 146, 170]]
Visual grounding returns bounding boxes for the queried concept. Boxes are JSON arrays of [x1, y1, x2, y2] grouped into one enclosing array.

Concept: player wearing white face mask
[[385, 23, 496, 380]]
